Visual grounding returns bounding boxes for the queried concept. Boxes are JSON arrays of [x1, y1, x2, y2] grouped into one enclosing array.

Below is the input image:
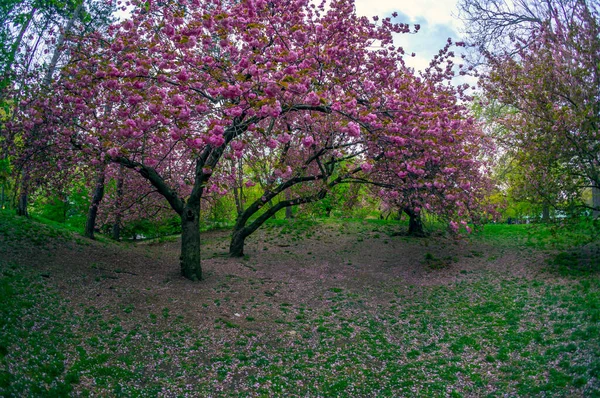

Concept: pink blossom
[[107, 147, 119, 158], [266, 139, 278, 149], [226, 106, 243, 117], [231, 141, 245, 151], [277, 133, 291, 144], [189, 138, 203, 148], [176, 69, 189, 82], [163, 24, 175, 36], [210, 125, 225, 135], [208, 135, 225, 147], [449, 221, 459, 233], [195, 104, 208, 113], [361, 163, 373, 172], [347, 122, 360, 137], [302, 136, 315, 147], [305, 92, 321, 106], [171, 95, 185, 107], [127, 94, 143, 106], [222, 84, 242, 99], [170, 128, 181, 140]]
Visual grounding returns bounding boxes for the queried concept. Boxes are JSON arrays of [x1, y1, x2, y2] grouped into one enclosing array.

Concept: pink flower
[[163, 24, 175, 36], [208, 135, 225, 147], [210, 125, 225, 135], [266, 139, 278, 149], [107, 147, 119, 158], [222, 84, 242, 99], [171, 95, 185, 107], [226, 106, 243, 117], [149, 104, 161, 114], [264, 82, 280, 97], [305, 92, 320, 106], [170, 128, 181, 140], [231, 141, 245, 151], [347, 122, 360, 137], [360, 163, 373, 172], [127, 94, 143, 106], [195, 104, 208, 113], [176, 69, 189, 82], [277, 133, 291, 144], [282, 166, 293, 178], [302, 136, 314, 147], [449, 221, 459, 233]]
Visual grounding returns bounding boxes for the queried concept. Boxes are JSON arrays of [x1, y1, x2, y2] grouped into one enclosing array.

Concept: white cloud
[[354, 0, 462, 30], [354, 0, 474, 90]]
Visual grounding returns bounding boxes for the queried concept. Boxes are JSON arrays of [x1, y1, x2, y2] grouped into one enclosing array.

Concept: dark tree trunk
[[285, 190, 293, 219], [233, 185, 242, 216], [17, 191, 28, 217], [542, 203, 550, 223], [112, 166, 124, 241], [16, 175, 29, 217], [111, 220, 121, 241], [180, 206, 202, 280], [85, 167, 105, 239], [405, 208, 425, 237], [229, 189, 328, 257], [229, 228, 247, 257]]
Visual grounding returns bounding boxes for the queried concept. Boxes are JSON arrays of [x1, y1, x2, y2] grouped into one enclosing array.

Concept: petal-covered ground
[[1, 213, 599, 396]]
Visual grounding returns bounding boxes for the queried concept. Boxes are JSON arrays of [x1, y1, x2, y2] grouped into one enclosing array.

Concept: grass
[[1, 260, 599, 396], [1, 212, 600, 396], [476, 220, 600, 251]]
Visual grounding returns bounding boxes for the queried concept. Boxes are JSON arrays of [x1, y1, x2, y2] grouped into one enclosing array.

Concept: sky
[[354, 0, 466, 71]]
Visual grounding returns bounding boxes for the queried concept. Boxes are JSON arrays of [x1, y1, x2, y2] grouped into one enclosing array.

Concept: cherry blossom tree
[[227, 38, 495, 252], [9, 0, 497, 281], [12, 0, 414, 280], [1, 0, 115, 217]]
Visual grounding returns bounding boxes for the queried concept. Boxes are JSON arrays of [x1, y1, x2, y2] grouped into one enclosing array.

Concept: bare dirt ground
[[1, 220, 549, 330]]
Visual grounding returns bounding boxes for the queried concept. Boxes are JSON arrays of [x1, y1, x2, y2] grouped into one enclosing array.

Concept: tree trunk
[[542, 203, 550, 223], [233, 185, 243, 216], [180, 206, 202, 280], [405, 208, 425, 237], [229, 189, 328, 257], [42, 1, 83, 88], [229, 228, 248, 257], [1, 8, 35, 85], [284, 190, 293, 219], [112, 165, 124, 241], [593, 186, 600, 220], [16, 174, 29, 217], [85, 166, 105, 239], [17, 192, 28, 217]]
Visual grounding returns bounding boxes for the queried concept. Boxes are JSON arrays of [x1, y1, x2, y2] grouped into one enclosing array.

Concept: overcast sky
[[354, 0, 466, 71]]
